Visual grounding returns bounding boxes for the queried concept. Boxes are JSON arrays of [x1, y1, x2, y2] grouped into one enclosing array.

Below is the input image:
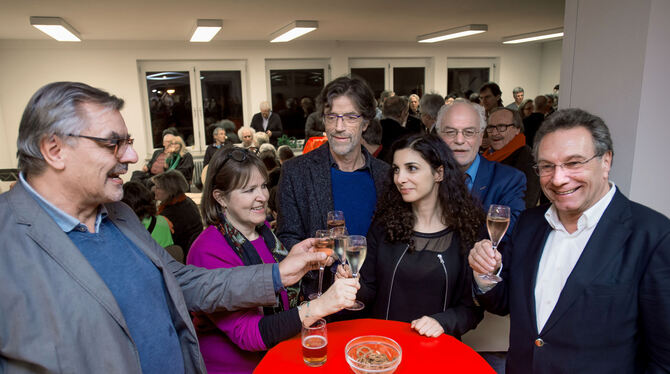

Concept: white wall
[[539, 40, 562, 95], [0, 39, 559, 174], [561, 0, 669, 217]]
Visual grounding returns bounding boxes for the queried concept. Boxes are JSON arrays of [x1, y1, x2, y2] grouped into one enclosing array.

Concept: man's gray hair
[[512, 86, 524, 94], [419, 93, 445, 120], [435, 100, 486, 132], [237, 126, 256, 140], [532, 108, 614, 161], [17, 81, 124, 177]]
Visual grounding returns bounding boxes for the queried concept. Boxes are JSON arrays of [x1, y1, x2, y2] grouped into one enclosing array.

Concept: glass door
[[446, 58, 499, 98]]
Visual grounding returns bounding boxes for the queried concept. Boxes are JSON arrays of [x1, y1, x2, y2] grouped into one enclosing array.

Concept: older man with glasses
[[0, 81, 327, 373], [483, 107, 541, 208], [469, 108, 670, 373]]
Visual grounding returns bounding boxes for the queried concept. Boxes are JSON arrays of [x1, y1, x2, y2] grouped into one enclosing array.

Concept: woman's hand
[[335, 263, 352, 280], [410, 316, 444, 338]]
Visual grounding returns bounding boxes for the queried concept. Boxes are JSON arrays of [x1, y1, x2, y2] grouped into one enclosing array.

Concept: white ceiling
[[0, 0, 565, 43]]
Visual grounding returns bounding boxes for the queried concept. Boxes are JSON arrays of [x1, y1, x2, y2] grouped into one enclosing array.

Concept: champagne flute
[[327, 210, 345, 230], [479, 204, 510, 283], [309, 230, 333, 300], [331, 226, 349, 264], [345, 235, 367, 311]]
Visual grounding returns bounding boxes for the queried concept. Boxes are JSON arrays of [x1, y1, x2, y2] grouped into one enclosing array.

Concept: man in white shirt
[[468, 108, 670, 373], [250, 101, 283, 146]]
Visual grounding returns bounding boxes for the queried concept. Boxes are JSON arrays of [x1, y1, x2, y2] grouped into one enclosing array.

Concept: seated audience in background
[[436, 101, 526, 234], [122, 181, 174, 248], [479, 82, 504, 117], [445, 93, 458, 106], [361, 118, 383, 157], [505, 87, 524, 110], [519, 99, 534, 120], [203, 125, 227, 167], [523, 95, 550, 148], [187, 147, 359, 373], [469, 108, 670, 373], [153, 170, 203, 256], [250, 101, 283, 146], [408, 94, 421, 118], [130, 127, 178, 186], [277, 145, 295, 164], [304, 110, 325, 139], [484, 108, 540, 208], [420, 93, 446, 134], [221, 119, 240, 144], [238, 127, 256, 149], [379, 95, 410, 162], [164, 136, 194, 184], [340, 134, 484, 339], [254, 132, 270, 149]]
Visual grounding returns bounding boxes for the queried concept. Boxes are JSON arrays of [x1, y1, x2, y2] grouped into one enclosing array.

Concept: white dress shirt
[[262, 114, 269, 131], [534, 182, 616, 332]]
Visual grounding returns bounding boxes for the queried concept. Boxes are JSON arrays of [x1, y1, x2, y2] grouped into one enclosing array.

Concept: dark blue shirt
[[330, 167, 377, 236]]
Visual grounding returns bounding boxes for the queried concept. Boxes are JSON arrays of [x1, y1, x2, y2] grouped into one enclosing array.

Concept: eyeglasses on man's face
[[67, 133, 134, 157], [323, 113, 363, 125], [439, 127, 480, 139], [533, 154, 601, 176], [485, 124, 515, 134]]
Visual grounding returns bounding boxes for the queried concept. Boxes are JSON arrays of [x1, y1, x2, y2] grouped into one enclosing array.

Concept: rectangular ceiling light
[[190, 19, 223, 42], [417, 24, 487, 43], [30, 16, 81, 42], [270, 20, 318, 43], [502, 28, 564, 44]]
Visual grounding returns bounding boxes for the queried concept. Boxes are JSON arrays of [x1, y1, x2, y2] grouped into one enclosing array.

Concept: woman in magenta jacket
[[186, 146, 359, 374]]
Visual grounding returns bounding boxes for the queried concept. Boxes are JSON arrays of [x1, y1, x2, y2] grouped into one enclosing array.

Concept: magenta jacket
[[186, 225, 284, 374]]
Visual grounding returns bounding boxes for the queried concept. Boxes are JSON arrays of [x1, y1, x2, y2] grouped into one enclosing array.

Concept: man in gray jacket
[[0, 81, 326, 373]]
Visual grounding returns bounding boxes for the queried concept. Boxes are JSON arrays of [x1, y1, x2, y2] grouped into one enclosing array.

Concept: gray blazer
[[276, 143, 390, 249], [0, 183, 277, 373]]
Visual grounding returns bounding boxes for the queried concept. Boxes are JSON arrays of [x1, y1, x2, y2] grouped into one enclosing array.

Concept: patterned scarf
[[215, 213, 300, 311]]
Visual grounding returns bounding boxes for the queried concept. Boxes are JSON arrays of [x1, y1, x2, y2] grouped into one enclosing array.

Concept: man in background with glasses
[[436, 101, 526, 233], [483, 107, 540, 208], [277, 76, 390, 296], [0, 81, 328, 373], [469, 108, 670, 373]]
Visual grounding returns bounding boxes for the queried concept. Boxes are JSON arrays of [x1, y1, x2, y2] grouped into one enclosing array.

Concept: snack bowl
[[345, 335, 402, 374]]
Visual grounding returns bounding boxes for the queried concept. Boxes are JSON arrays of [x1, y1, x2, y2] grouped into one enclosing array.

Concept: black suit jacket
[[250, 112, 283, 145], [477, 189, 670, 373]]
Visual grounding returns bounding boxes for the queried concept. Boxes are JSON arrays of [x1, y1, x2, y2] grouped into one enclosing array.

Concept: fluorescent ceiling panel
[[270, 20, 318, 43], [30, 16, 81, 42], [190, 19, 222, 42], [417, 24, 488, 43], [502, 28, 564, 44]]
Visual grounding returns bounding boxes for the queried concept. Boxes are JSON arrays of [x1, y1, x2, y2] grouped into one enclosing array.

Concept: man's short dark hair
[[317, 76, 377, 122], [479, 82, 502, 98], [17, 81, 124, 177], [382, 96, 408, 120], [277, 145, 295, 162], [532, 108, 614, 162], [489, 107, 524, 132]]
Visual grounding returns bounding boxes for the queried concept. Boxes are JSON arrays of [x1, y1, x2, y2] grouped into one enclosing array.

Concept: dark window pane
[[270, 69, 324, 139], [447, 68, 490, 98], [145, 71, 193, 148], [200, 70, 244, 144], [351, 68, 385, 100], [393, 67, 424, 97]]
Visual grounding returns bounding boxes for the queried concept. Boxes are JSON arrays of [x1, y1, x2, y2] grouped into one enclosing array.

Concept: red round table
[[254, 319, 495, 373]]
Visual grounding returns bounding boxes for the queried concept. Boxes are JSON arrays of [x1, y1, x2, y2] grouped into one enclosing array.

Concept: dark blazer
[[276, 143, 390, 249], [250, 112, 283, 145], [477, 190, 670, 373], [498, 145, 541, 208], [472, 156, 527, 234], [378, 118, 409, 163]]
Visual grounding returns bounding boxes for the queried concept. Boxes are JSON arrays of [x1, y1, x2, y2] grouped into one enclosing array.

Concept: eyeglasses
[[485, 124, 515, 134], [323, 113, 363, 125], [68, 133, 134, 157], [439, 127, 480, 139], [533, 154, 600, 176]]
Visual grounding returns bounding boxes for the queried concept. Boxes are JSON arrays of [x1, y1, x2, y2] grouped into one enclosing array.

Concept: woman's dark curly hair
[[122, 181, 157, 220], [375, 133, 485, 253]]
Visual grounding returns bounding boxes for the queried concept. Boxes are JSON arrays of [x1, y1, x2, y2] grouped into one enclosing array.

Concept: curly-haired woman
[[339, 133, 485, 338]]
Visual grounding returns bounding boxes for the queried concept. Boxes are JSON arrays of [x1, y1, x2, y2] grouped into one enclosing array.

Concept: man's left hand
[[278, 238, 326, 286], [266, 130, 272, 137]]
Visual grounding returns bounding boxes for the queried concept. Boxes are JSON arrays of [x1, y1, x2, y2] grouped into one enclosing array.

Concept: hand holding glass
[[345, 235, 367, 311], [309, 230, 334, 300], [479, 204, 510, 283]]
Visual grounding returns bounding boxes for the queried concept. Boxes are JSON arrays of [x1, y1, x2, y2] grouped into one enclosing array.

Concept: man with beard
[[277, 76, 390, 295], [0, 82, 328, 373]]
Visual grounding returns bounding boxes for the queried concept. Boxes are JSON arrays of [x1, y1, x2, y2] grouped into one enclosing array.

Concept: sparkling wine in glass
[[309, 230, 333, 300], [331, 226, 349, 263], [479, 204, 510, 283], [345, 235, 367, 311], [327, 210, 345, 230]]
